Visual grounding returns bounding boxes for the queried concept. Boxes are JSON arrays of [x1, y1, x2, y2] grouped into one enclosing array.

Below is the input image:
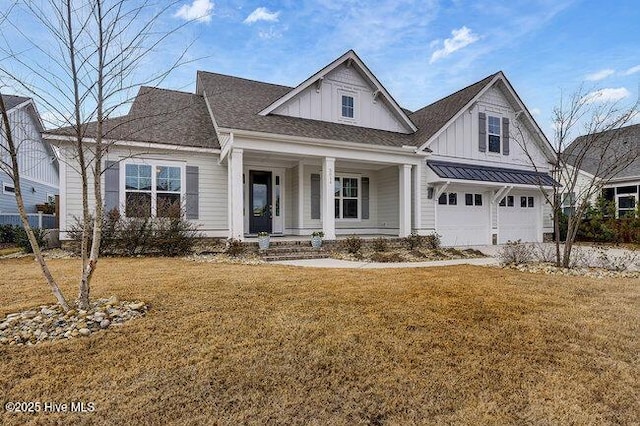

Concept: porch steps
[[259, 245, 331, 262]]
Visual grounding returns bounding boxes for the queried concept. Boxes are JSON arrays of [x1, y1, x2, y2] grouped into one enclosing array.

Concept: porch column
[[229, 148, 244, 240], [322, 157, 336, 240], [399, 164, 412, 237]]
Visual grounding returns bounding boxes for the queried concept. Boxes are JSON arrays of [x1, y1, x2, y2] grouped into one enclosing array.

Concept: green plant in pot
[[311, 231, 324, 248], [257, 231, 270, 250]]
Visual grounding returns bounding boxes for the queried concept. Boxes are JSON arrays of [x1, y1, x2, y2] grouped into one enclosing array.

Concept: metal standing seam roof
[[427, 160, 558, 187]]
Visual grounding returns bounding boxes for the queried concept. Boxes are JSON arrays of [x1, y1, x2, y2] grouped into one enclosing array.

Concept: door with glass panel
[[249, 171, 272, 234]]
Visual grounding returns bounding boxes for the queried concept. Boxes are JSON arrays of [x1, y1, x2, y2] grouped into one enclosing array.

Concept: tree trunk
[[0, 96, 70, 311]]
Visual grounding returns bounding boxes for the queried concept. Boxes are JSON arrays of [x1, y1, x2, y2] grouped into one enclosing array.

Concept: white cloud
[[624, 65, 640, 76], [258, 27, 283, 40], [243, 7, 280, 24], [582, 87, 631, 104], [530, 108, 541, 116], [175, 0, 214, 23], [585, 69, 615, 81], [429, 26, 479, 64]]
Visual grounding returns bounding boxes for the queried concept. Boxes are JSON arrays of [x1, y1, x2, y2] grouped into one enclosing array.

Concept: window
[[520, 196, 527, 208], [334, 176, 359, 219], [438, 192, 458, 205], [500, 195, 514, 207], [561, 192, 576, 216], [2, 182, 15, 195], [341, 95, 354, 118], [124, 163, 182, 218], [527, 197, 534, 208], [465, 193, 483, 206], [617, 194, 637, 218], [487, 115, 501, 153]]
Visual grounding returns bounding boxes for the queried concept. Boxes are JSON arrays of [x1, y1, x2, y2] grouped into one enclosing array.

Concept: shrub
[[342, 235, 362, 254], [497, 240, 534, 265], [153, 215, 201, 257], [15, 227, 48, 253], [533, 243, 556, 263], [370, 252, 403, 263], [225, 239, 245, 256], [404, 232, 423, 250], [0, 224, 19, 243], [423, 233, 441, 250], [372, 237, 388, 252]]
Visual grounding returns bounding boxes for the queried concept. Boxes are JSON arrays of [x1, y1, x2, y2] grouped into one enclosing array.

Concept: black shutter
[[361, 177, 369, 219], [502, 117, 510, 155], [478, 112, 487, 152], [104, 160, 119, 213], [310, 174, 320, 219], [185, 166, 199, 219]]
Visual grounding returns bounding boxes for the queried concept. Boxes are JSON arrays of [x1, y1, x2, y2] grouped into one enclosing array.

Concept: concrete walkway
[[272, 256, 499, 269]]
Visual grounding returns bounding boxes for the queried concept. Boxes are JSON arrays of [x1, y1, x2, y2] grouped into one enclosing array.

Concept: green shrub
[[343, 235, 362, 254], [15, 227, 48, 253], [404, 232, 424, 250], [371, 237, 388, 252], [0, 224, 19, 243]]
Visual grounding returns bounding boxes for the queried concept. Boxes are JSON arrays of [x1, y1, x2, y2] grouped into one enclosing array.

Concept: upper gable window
[[487, 116, 501, 153], [341, 95, 354, 119]]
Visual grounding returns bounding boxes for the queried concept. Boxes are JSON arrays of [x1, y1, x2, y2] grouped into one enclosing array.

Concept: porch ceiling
[[242, 151, 402, 171]]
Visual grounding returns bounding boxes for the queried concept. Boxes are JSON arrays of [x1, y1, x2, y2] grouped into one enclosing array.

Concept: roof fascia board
[[416, 73, 502, 152], [258, 50, 417, 132], [44, 133, 221, 154], [429, 176, 554, 189], [221, 127, 426, 156]]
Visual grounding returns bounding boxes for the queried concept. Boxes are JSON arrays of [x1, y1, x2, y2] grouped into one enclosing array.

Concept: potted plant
[[311, 231, 324, 248], [257, 231, 270, 250]]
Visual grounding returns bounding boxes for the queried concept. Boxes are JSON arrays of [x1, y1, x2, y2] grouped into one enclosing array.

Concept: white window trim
[[438, 192, 458, 206], [337, 89, 357, 123], [616, 193, 637, 218], [487, 114, 502, 154], [3, 182, 15, 196], [334, 174, 361, 221], [465, 193, 483, 207], [119, 159, 186, 218]]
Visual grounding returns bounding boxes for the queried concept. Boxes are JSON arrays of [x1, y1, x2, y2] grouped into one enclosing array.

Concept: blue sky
[[169, 0, 640, 138], [2, 0, 640, 138]]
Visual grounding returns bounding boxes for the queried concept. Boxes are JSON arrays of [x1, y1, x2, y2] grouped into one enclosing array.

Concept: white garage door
[[437, 191, 491, 246], [498, 194, 541, 243]]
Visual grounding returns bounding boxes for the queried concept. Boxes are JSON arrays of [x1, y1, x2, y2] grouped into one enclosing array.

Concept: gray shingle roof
[[408, 73, 498, 144], [428, 160, 557, 186], [564, 123, 640, 180], [47, 87, 218, 149], [196, 71, 419, 148], [1, 94, 30, 111]]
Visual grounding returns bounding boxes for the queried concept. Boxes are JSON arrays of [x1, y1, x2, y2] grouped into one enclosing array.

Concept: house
[[0, 95, 59, 215], [46, 50, 556, 246], [563, 123, 640, 217]]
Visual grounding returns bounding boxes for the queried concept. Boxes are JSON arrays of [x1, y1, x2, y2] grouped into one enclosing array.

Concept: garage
[[437, 190, 491, 246], [498, 193, 541, 243]]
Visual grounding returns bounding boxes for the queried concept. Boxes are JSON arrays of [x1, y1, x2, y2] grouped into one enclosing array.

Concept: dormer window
[[341, 95, 354, 118], [488, 115, 501, 153]]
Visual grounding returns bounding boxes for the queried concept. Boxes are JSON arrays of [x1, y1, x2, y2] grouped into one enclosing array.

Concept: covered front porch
[[224, 137, 422, 241]]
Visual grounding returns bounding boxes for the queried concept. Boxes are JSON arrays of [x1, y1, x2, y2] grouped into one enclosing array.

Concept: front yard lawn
[[0, 257, 638, 424]]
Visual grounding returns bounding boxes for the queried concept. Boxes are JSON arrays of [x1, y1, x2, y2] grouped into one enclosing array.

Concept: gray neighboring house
[[0, 95, 59, 217], [46, 50, 557, 246], [563, 123, 640, 217]]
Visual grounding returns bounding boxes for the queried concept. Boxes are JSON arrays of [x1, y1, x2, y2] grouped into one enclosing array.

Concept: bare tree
[[514, 86, 639, 268], [0, 0, 196, 310]]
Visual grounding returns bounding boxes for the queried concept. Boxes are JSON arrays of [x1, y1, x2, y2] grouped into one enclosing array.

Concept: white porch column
[[229, 148, 244, 240], [399, 164, 412, 237], [322, 157, 336, 240], [297, 161, 304, 235]]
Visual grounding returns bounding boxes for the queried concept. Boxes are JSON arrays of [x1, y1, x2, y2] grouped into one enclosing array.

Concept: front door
[[249, 171, 272, 234]]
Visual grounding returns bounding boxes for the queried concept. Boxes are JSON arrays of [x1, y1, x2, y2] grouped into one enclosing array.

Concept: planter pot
[[311, 236, 323, 248], [258, 237, 270, 250]]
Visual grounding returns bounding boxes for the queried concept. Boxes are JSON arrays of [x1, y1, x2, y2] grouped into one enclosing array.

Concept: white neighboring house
[[45, 50, 556, 246], [562, 124, 640, 217], [0, 95, 59, 216]]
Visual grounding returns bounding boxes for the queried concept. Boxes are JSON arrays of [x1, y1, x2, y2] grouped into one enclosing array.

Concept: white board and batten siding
[[59, 144, 228, 239], [428, 85, 549, 172], [272, 64, 410, 134]]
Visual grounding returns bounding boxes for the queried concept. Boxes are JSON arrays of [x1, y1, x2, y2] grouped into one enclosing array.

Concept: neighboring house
[[46, 50, 556, 246], [563, 123, 640, 218], [0, 95, 59, 215]]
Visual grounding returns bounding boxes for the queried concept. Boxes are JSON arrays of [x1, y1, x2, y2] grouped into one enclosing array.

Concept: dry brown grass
[[0, 257, 638, 425]]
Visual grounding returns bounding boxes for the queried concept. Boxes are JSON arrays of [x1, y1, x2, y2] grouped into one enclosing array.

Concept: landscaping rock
[[0, 298, 149, 347]]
